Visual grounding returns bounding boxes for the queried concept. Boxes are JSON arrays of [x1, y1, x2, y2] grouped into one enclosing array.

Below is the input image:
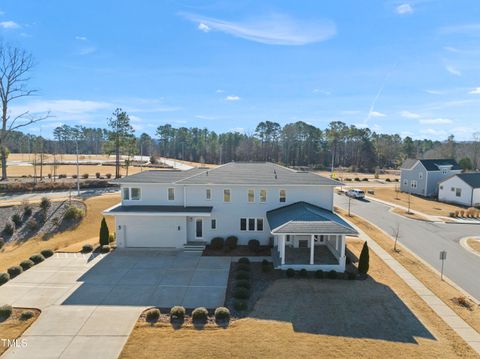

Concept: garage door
[[124, 216, 186, 248]]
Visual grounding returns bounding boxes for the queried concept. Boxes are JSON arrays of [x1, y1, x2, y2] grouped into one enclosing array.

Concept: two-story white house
[[104, 162, 357, 271]]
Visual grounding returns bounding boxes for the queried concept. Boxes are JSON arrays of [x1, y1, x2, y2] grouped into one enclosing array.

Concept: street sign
[[440, 251, 447, 260]]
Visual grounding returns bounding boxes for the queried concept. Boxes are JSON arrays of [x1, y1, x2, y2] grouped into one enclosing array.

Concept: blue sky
[[1, 0, 480, 140]]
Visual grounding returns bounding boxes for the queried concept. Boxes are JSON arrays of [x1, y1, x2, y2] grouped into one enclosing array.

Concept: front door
[[195, 219, 203, 239]]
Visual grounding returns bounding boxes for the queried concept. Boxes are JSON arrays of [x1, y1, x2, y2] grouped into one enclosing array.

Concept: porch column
[[340, 235, 345, 258], [310, 235, 314, 265], [280, 235, 285, 265], [335, 236, 339, 255]]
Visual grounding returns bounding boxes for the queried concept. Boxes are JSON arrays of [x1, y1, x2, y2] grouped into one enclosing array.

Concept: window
[[456, 188, 462, 197], [123, 187, 130, 200], [211, 219, 217, 229], [224, 189, 231, 202], [168, 188, 175, 201], [279, 189, 286, 203], [442, 168, 448, 174], [256, 218, 264, 231], [419, 172, 423, 179], [206, 188, 211, 200], [451, 187, 455, 192], [240, 218, 247, 231], [247, 189, 255, 203], [403, 179, 408, 185], [260, 189, 267, 203], [410, 180, 417, 189], [131, 188, 141, 200], [440, 185, 444, 190], [248, 218, 255, 231]]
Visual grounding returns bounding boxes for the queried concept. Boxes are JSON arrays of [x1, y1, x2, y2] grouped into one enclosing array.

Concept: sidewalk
[[365, 196, 446, 222], [345, 218, 480, 355]]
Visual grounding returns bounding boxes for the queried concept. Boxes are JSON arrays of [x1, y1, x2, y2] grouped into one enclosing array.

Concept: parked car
[[347, 189, 365, 199]]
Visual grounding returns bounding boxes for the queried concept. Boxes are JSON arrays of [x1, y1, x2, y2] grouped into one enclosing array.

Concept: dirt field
[[119, 239, 476, 359], [367, 186, 466, 216], [317, 170, 400, 182], [5, 164, 146, 178], [467, 238, 480, 255], [0, 308, 40, 356], [0, 194, 118, 272]]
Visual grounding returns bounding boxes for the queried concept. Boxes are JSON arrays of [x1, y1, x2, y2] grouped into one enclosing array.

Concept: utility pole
[[407, 192, 412, 214], [75, 139, 80, 196], [348, 195, 352, 217], [440, 250, 447, 280]]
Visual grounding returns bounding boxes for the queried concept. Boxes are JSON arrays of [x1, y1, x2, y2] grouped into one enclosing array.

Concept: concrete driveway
[[1, 250, 231, 359]]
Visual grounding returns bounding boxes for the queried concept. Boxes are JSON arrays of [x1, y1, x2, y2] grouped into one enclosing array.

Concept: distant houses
[[438, 173, 480, 207]]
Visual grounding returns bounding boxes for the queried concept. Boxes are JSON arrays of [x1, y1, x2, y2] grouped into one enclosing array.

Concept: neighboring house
[[104, 162, 357, 271], [438, 173, 480, 207], [400, 159, 462, 197]]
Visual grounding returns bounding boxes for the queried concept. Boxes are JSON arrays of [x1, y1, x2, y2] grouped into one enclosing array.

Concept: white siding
[[473, 189, 480, 207], [438, 176, 473, 206], [120, 184, 184, 206]]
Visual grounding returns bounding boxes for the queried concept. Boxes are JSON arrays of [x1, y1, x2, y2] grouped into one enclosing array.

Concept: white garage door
[[124, 216, 186, 248]]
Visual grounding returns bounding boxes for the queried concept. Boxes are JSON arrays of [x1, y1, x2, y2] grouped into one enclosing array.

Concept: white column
[[335, 236, 339, 255], [340, 235, 345, 258], [280, 235, 285, 265], [310, 235, 314, 265]]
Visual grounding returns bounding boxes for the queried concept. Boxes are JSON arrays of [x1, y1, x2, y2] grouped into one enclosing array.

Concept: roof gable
[[454, 173, 480, 189], [401, 158, 460, 171]]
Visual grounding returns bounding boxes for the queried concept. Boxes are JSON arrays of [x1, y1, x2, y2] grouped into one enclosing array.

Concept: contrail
[[365, 62, 398, 125]]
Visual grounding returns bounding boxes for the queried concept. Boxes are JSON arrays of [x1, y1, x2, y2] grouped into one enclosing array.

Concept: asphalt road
[[334, 193, 480, 301], [0, 187, 119, 203]]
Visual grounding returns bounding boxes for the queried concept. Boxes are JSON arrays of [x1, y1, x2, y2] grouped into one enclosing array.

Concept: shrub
[[362, 178, 369, 182], [19, 259, 34, 271], [344, 178, 352, 181], [233, 287, 250, 299], [238, 257, 250, 265], [210, 237, 224, 250], [328, 270, 338, 279], [192, 307, 208, 323], [354, 177, 360, 181], [315, 270, 324, 279], [449, 212, 456, 218], [20, 310, 34, 321], [395, 178, 399, 182], [41, 249, 54, 258], [235, 270, 250, 280], [3, 222, 14, 236], [299, 268, 308, 278], [11, 213, 22, 228], [237, 263, 250, 272], [214, 307, 230, 323], [22, 202, 32, 218], [100, 245, 110, 253], [82, 173, 89, 179], [170, 306, 185, 321], [234, 299, 247, 311], [385, 178, 391, 182], [72, 174, 78, 179], [99, 217, 110, 246], [40, 197, 51, 213], [0, 304, 13, 321], [225, 236, 238, 251], [82, 244, 93, 253], [26, 218, 38, 231], [286, 268, 295, 278], [58, 174, 67, 179], [358, 241, 370, 275], [106, 173, 112, 179], [7, 266, 23, 278], [235, 279, 251, 290], [0, 272, 10, 285], [95, 172, 101, 179], [108, 233, 115, 243], [145, 308, 160, 325], [248, 239, 260, 252], [30, 253, 45, 264], [64, 206, 84, 220]]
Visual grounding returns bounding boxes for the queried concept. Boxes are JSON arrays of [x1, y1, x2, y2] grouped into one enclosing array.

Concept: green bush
[[20, 310, 34, 321], [0, 272, 10, 285], [210, 237, 224, 250], [29, 253, 45, 264], [100, 245, 110, 253], [7, 266, 23, 279], [234, 299, 247, 311], [192, 307, 208, 323], [354, 177, 360, 181], [23, 203, 32, 218], [170, 306, 185, 320], [235, 270, 250, 280], [362, 178, 369, 182], [235, 279, 251, 290], [299, 268, 308, 278], [214, 307, 230, 323], [11, 213, 22, 228], [315, 270, 324, 279], [145, 308, 160, 325], [99, 217, 110, 246], [233, 287, 250, 299], [40, 197, 51, 213], [41, 249, 54, 258], [82, 173, 89, 179], [3, 222, 14, 236], [0, 304, 13, 321], [64, 206, 84, 221], [96, 172, 101, 179], [238, 257, 250, 265], [108, 233, 115, 243], [82, 244, 93, 253], [237, 263, 250, 272], [327, 270, 337, 279], [286, 268, 295, 278], [248, 239, 260, 252], [358, 242, 370, 275], [19, 259, 34, 271], [385, 178, 391, 182], [225, 236, 238, 251]]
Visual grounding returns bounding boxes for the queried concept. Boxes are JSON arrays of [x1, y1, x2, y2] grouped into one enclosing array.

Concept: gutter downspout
[[183, 185, 187, 207]]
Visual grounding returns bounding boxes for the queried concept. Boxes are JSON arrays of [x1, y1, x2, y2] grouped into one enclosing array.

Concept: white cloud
[[230, 127, 245, 133], [425, 89, 444, 95], [182, 13, 336, 45], [419, 118, 453, 125], [421, 128, 447, 136], [396, 4, 413, 15], [198, 23, 210, 32], [400, 111, 421, 119], [11, 99, 112, 116], [75, 36, 87, 41], [440, 23, 480, 36], [445, 65, 461, 76], [0, 11, 5, 16], [340, 110, 360, 115], [313, 89, 331, 95], [195, 115, 216, 120], [216, 89, 225, 93], [79, 47, 96, 55], [370, 111, 386, 117], [0, 21, 20, 29], [469, 87, 480, 94], [225, 95, 240, 101], [443, 46, 459, 53]]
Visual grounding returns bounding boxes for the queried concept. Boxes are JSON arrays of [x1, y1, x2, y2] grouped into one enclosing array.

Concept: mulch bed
[[203, 245, 271, 257], [138, 311, 232, 330]]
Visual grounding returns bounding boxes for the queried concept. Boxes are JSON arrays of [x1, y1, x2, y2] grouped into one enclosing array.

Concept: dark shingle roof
[[105, 205, 212, 214], [401, 158, 461, 171], [266, 202, 358, 235], [455, 173, 480, 189]]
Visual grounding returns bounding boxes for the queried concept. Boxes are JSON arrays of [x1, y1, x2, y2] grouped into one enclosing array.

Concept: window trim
[[123, 187, 130, 200], [130, 187, 141, 201], [279, 189, 286, 203], [211, 218, 217, 230], [240, 218, 247, 231], [223, 189, 231, 203], [256, 218, 264, 231], [248, 218, 256, 231], [259, 189, 267, 203], [247, 189, 255, 203], [240, 217, 264, 231], [168, 187, 175, 201], [455, 188, 462, 197], [206, 188, 212, 201]]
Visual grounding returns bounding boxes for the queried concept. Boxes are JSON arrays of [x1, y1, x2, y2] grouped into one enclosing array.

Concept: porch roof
[[104, 204, 213, 215], [267, 201, 358, 235]]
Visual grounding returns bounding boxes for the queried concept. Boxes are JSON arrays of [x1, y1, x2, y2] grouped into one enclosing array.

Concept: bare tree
[[0, 44, 50, 180], [391, 223, 401, 252]]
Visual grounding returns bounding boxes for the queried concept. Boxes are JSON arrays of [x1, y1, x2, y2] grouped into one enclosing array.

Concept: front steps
[[184, 241, 206, 253]]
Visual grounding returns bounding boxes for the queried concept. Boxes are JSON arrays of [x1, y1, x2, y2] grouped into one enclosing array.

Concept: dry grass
[[368, 186, 465, 216], [467, 238, 480, 255], [8, 153, 113, 162], [0, 194, 119, 272], [337, 208, 480, 335], [391, 207, 432, 222], [0, 308, 40, 356], [6, 164, 146, 178], [317, 170, 400, 182], [120, 239, 477, 359]]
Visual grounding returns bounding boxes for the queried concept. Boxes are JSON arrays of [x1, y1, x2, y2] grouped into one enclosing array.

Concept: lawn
[[467, 238, 480, 255], [119, 239, 476, 359], [0, 194, 119, 272], [0, 308, 40, 356]]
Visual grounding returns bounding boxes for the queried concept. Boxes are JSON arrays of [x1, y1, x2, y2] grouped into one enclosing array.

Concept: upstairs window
[[456, 188, 462, 197], [410, 180, 417, 189], [211, 219, 217, 229], [260, 189, 267, 203], [168, 188, 175, 201], [131, 188, 141, 200], [206, 188, 212, 200], [224, 189, 231, 202], [248, 189, 255, 203], [123, 187, 130, 200], [419, 172, 423, 179], [279, 190, 286, 203]]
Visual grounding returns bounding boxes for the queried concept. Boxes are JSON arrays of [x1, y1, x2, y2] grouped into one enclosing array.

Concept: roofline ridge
[[175, 162, 232, 184]]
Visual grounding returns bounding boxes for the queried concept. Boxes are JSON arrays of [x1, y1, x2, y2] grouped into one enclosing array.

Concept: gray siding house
[[400, 159, 462, 197]]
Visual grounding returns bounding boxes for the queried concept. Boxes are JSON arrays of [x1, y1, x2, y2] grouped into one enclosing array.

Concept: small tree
[[99, 218, 110, 246], [392, 223, 401, 252], [358, 241, 370, 275]]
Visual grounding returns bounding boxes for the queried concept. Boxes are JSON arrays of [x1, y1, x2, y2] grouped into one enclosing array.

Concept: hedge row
[[285, 268, 357, 280], [144, 306, 230, 326], [0, 249, 54, 287]]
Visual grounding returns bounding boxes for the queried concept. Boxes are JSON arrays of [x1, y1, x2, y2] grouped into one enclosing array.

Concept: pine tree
[[99, 218, 110, 246], [358, 241, 370, 275]]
